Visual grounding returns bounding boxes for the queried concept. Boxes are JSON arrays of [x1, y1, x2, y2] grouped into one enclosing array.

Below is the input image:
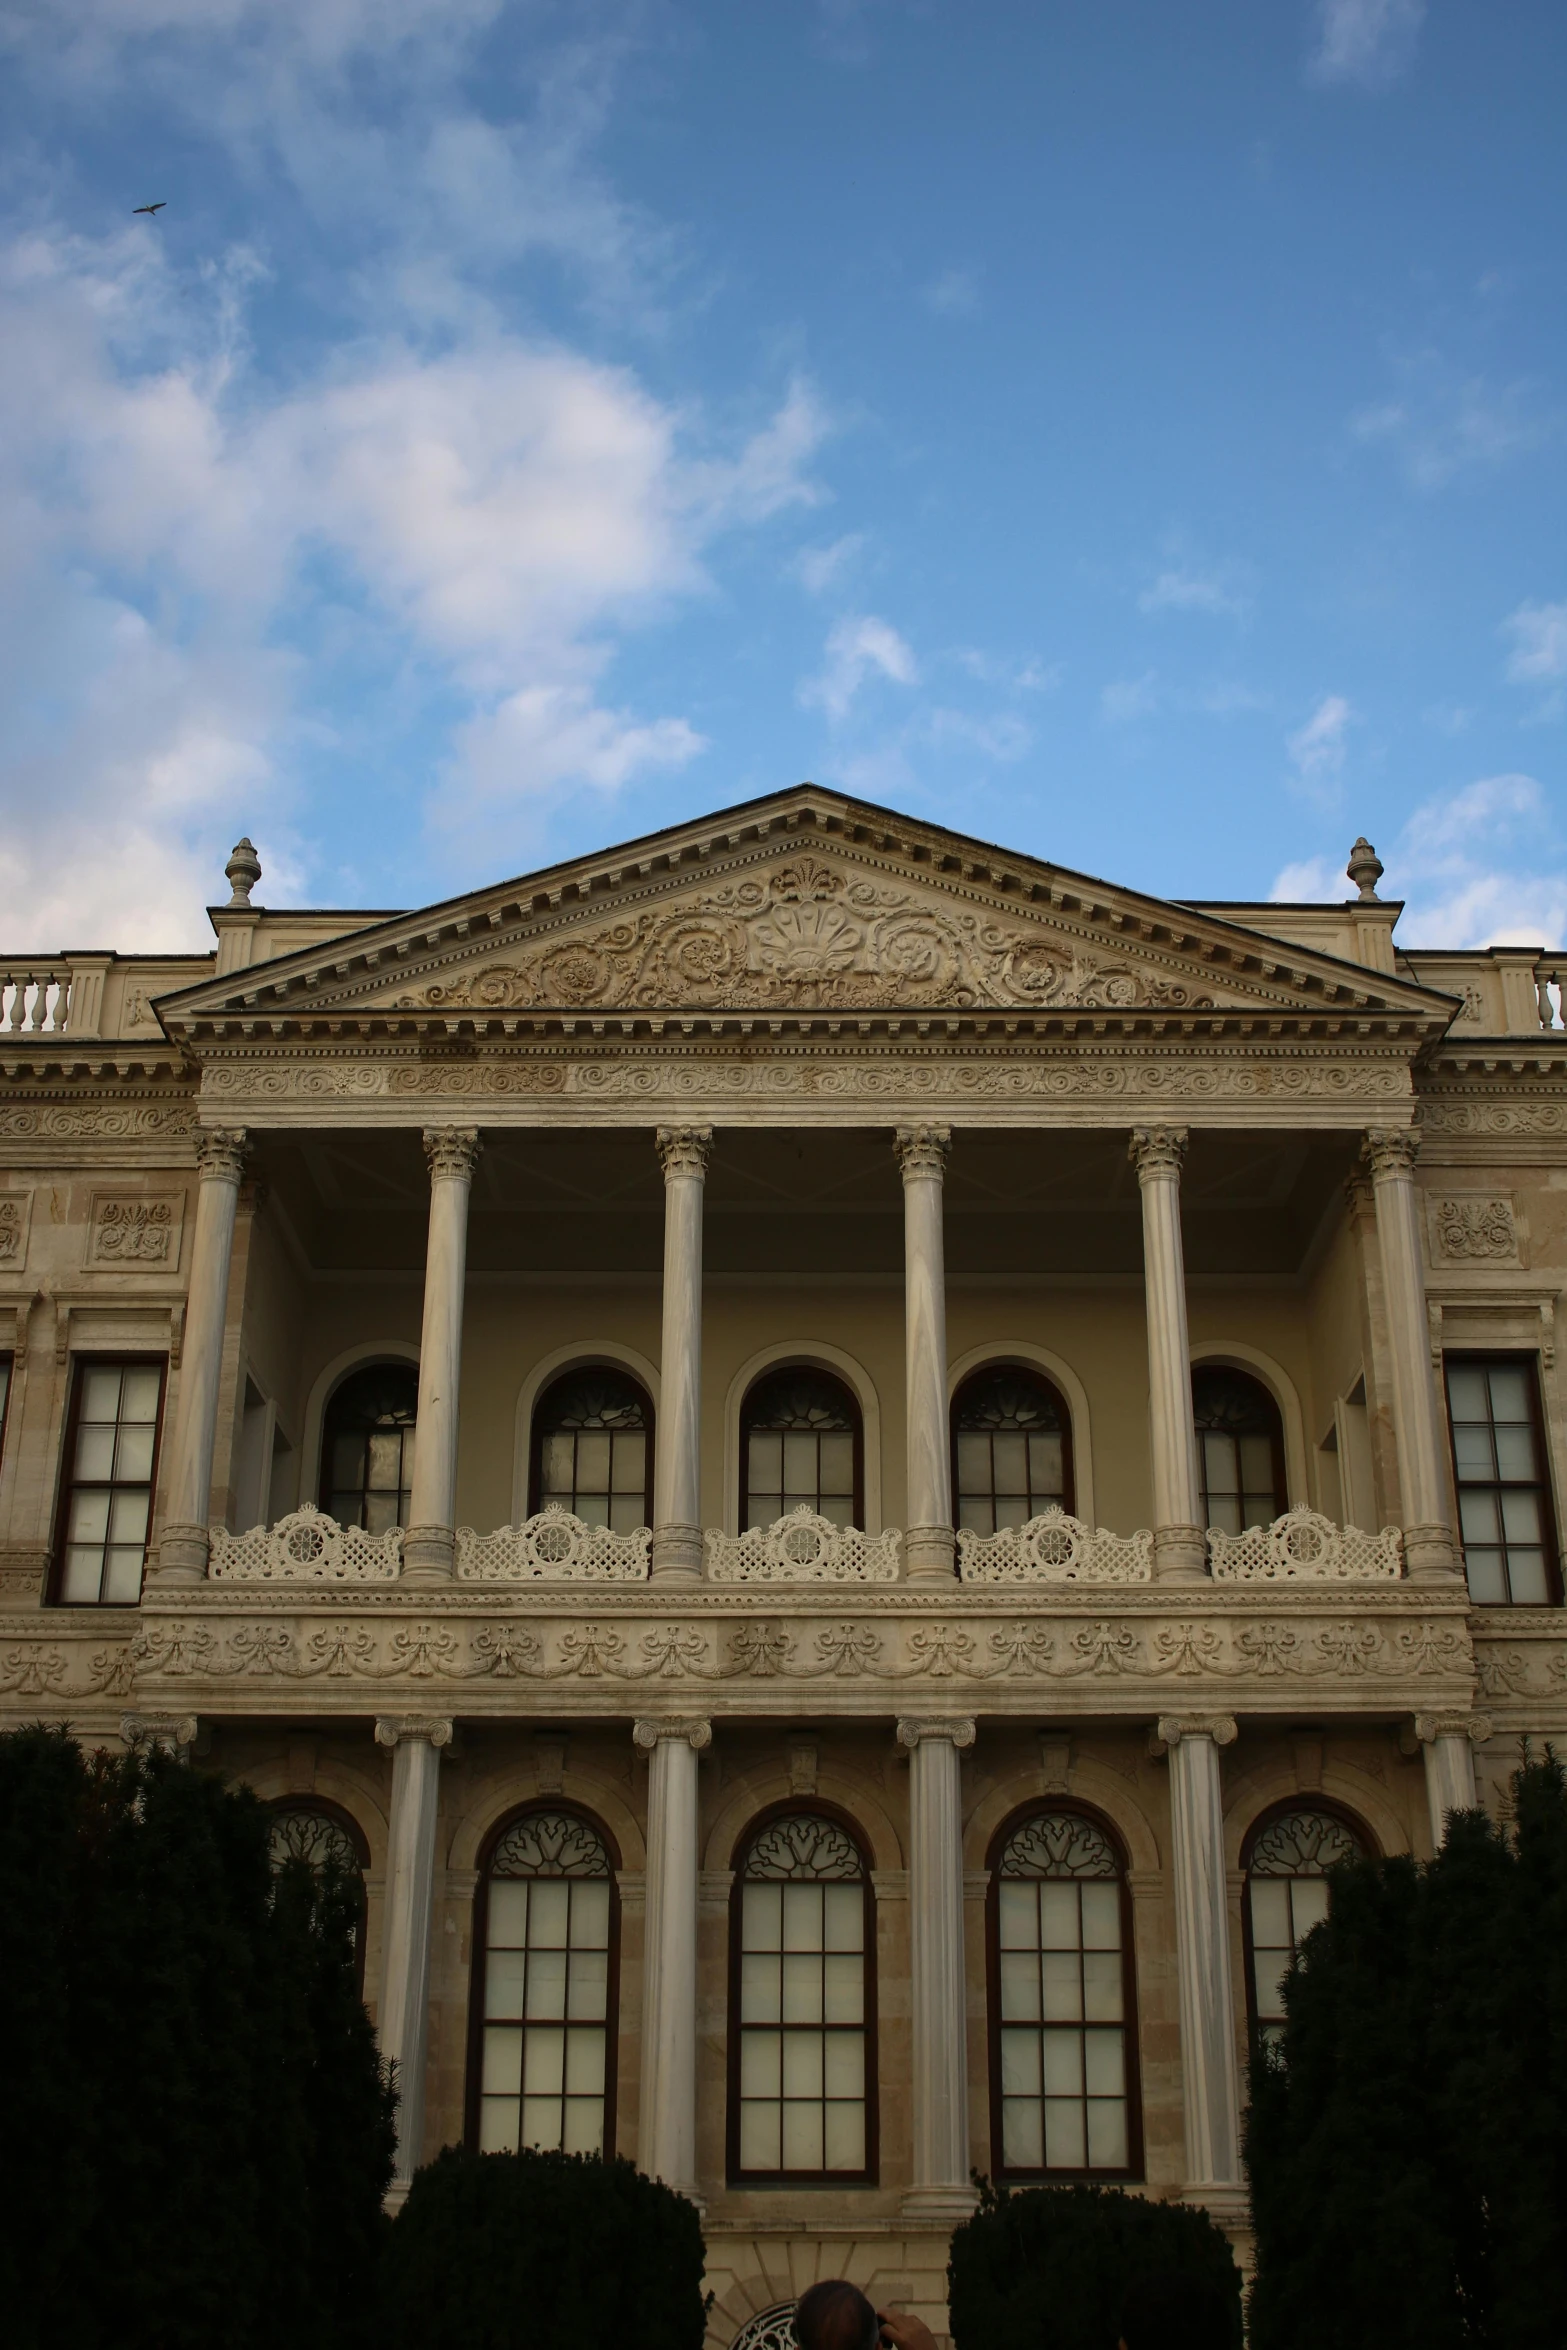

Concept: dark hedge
[[947, 2179, 1243, 2350], [383, 2144, 709, 2350]]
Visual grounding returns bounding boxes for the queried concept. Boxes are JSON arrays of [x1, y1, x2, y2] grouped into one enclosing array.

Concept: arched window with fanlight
[[319, 1361, 418, 1532], [729, 1809, 876, 2183], [740, 1366, 863, 1530], [470, 1806, 620, 2157], [953, 1363, 1074, 1533], [988, 1806, 1140, 2181], [1243, 1804, 1370, 2047], [266, 1800, 370, 1985], [1192, 1365, 1286, 1534], [529, 1366, 653, 1531]]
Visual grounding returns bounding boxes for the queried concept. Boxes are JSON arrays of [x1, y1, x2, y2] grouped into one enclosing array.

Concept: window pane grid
[[1193, 1369, 1285, 1535], [320, 1364, 418, 1533], [954, 1368, 1070, 1536], [742, 1371, 861, 1532], [993, 1813, 1133, 2179], [478, 1813, 614, 2159], [733, 1816, 871, 2180], [1245, 1808, 1364, 2048], [532, 1371, 652, 1534], [1446, 1356, 1557, 1606], [59, 1359, 163, 1605]]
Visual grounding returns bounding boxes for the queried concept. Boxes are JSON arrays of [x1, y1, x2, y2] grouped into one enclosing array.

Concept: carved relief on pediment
[[394, 856, 1217, 1015]]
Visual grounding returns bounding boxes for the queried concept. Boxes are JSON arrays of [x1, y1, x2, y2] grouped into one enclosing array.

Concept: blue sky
[[0, 0, 1563, 950]]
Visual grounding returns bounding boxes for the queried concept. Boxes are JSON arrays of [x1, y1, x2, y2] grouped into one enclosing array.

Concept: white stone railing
[[1207, 1507, 1403, 1581], [705, 1506, 902, 1584], [208, 1503, 404, 1581], [957, 1509, 1154, 1585], [455, 1506, 650, 1582], [0, 963, 73, 1034]]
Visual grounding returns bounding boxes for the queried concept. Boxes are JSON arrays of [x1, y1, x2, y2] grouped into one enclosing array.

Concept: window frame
[[725, 1797, 879, 2188], [738, 1363, 865, 1533], [464, 1800, 623, 2161], [49, 1351, 168, 1608], [265, 1796, 371, 1990], [526, 1364, 656, 1529], [1192, 1363, 1288, 1535], [1239, 1798, 1373, 2049], [950, 1360, 1076, 1531], [984, 1797, 1144, 2186], [317, 1357, 420, 1533], [1443, 1349, 1562, 1607]]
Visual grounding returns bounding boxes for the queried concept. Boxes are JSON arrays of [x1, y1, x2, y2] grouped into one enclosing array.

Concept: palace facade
[[1, 787, 1562, 2345]]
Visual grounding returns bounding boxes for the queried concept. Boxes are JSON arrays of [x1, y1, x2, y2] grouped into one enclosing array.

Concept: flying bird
[[132, 201, 166, 216]]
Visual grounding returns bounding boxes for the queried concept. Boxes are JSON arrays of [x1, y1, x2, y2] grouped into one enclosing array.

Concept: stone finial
[[224, 837, 262, 908], [1346, 837, 1384, 902]]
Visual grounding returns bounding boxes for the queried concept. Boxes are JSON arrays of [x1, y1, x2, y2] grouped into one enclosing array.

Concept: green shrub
[[384, 2145, 708, 2350], [947, 2179, 1243, 2350]]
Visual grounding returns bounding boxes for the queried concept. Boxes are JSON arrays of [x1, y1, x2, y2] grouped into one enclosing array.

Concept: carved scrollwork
[[704, 1507, 902, 1584], [454, 1507, 650, 1583], [957, 1510, 1154, 1585], [207, 1504, 404, 1582], [1207, 1508, 1404, 1583]]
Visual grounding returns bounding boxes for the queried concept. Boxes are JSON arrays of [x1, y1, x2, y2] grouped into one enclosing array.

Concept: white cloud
[[1503, 600, 1567, 717], [953, 649, 1061, 693], [792, 533, 867, 596], [800, 614, 919, 724], [1138, 567, 1247, 619], [1101, 671, 1159, 726], [1271, 774, 1567, 947], [1286, 694, 1354, 800], [922, 268, 980, 319], [1350, 357, 1556, 491], [1308, 0, 1425, 88]]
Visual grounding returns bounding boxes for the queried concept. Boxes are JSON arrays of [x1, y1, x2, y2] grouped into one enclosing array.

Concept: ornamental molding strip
[[957, 1510, 1154, 1585], [1207, 1508, 1404, 1582], [454, 1507, 650, 1582], [208, 1504, 404, 1582], [704, 1507, 903, 1584], [86, 1189, 184, 1268]]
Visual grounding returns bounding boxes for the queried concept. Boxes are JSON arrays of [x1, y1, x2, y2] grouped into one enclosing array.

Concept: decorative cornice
[[632, 1715, 712, 1750], [1129, 1125, 1188, 1180], [195, 1126, 248, 1182], [422, 1126, 481, 1183], [896, 1715, 977, 1750], [894, 1125, 951, 1182], [655, 1125, 713, 1180], [1364, 1125, 1420, 1180]]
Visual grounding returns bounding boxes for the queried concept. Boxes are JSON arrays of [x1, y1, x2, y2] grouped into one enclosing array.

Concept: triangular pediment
[[158, 788, 1453, 1031]]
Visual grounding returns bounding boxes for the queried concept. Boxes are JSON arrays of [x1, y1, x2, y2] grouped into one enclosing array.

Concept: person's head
[[794, 2280, 880, 2350], [1117, 2267, 1235, 2350]]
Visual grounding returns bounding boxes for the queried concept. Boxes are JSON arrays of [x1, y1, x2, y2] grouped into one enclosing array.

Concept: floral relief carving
[[0, 1101, 196, 1138], [0, 1193, 28, 1264], [1419, 1099, 1567, 1136], [1431, 1196, 1517, 1263], [395, 859, 1216, 1014], [88, 1194, 181, 1266]]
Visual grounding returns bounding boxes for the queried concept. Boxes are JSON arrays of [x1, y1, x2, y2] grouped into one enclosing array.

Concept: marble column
[[1157, 1713, 1243, 2198], [897, 1714, 978, 2220], [403, 1128, 481, 1582], [1415, 1711, 1490, 1849], [376, 1714, 453, 2195], [633, 1716, 711, 2198], [1130, 1127, 1206, 1581], [653, 1128, 712, 1582], [152, 1126, 248, 1585], [1364, 1128, 1460, 1580], [897, 1126, 954, 1582]]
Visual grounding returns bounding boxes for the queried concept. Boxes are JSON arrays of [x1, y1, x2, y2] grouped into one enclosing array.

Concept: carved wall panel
[[86, 1190, 185, 1269], [1428, 1194, 1520, 1265], [0, 1189, 32, 1269]]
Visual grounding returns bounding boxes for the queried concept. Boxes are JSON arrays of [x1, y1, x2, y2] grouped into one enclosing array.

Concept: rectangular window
[[1445, 1354, 1559, 1606], [735, 1878, 870, 2177], [55, 1358, 165, 1605]]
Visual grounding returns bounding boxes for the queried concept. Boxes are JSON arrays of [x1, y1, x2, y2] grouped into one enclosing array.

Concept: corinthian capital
[[1129, 1126, 1188, 1182], [1364, 1126, 1420, 1181], [895, 1125, 952, 1183], [195, 1127, 249, 1183], [633, 1716, 712, 1751], [656, 1126, 713, 1181], [423, 1127, 482, 1183]]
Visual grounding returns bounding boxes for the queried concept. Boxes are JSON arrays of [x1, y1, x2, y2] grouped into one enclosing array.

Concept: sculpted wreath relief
[[397, 857, 1214, 1014]]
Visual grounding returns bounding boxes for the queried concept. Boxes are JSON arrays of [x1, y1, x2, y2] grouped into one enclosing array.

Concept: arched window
[[1243, 1804, 1369, 2046], [988, 1808, 1139, 2180], [266, 1800, 370, 1984], [729, 1809, 875, 2182], [471, 1807, 619, 2157], [529, 1367, 653, 1532], [740, 1366, 863, 1530], [953, 1363, 1074, 1532], [1192, 1366, 1286, 1534], [319, 1361, 418, 1532]]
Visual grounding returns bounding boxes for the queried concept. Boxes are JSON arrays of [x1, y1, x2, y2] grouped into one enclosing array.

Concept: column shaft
[[653, 1129, 711, 1581], [1160, 1715, 1242, 2192], [153, 1127, 248, 1584], [1130, 1127, 1205, 1580], [1366, 1129, 1458, 1579], [635, 1717, 710, 2196], [376, 1716, 451, 2193], [1416, 1711, 1488, 1849], [898, 1715, 977, 2220], [404, 1128, 480, 1581], [897, 1126, 954, 1581]]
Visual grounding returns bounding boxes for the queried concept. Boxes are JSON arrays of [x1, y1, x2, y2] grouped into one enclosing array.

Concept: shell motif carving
[[398, 860, 1213, 1015]]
